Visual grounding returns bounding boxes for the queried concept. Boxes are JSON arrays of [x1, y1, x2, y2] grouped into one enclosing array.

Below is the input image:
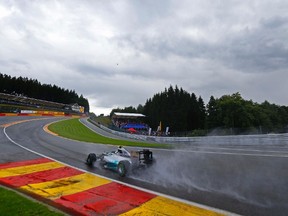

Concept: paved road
[[1, 116, 288, 216]]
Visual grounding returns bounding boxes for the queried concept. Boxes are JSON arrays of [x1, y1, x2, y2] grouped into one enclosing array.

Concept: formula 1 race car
[[85, 146, 154, 177]]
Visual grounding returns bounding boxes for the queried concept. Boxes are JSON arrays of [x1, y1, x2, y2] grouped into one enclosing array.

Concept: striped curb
[[43, 122, 59, 136], [0, 158, 227, 216]]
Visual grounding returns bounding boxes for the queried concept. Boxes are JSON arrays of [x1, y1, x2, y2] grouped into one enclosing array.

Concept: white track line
[[156, 148, 288, 158]]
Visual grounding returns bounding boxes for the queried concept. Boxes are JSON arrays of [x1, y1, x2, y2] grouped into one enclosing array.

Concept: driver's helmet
[[117, 146, 123, 154], [117, 146, 123, 155], [116, 146, 131, 157]]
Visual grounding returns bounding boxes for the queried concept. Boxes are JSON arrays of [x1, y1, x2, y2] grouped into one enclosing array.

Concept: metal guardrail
[[88, 118, 193, 144]]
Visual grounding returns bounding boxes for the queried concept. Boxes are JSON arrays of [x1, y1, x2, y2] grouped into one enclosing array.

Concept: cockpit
[[116, 146, 131, 157]]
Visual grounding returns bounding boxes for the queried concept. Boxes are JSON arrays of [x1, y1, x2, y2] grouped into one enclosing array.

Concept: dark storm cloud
[[222, 16, 288, 73], [1, 0, 288, 114], [116, 14, 288, 75]]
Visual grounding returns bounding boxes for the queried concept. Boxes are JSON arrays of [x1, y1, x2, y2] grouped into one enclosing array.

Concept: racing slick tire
[[117, 161, 129, 177], [86, 153, 97, 166]]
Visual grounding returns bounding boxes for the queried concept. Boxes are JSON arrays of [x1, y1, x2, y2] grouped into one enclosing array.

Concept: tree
[[109, 86, 288, 134], [0, 73, 90, 112], [206, 96, 219, 128], [142, 85, 206, 132]]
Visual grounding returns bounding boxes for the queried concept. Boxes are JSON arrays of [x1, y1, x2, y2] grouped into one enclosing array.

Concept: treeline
[[112, 86, 288, 135], [0, 73, 89, 112], [206, 93, 288, 134]]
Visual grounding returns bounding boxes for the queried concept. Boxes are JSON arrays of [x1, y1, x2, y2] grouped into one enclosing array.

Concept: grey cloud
[[222, 17, 288, 73], [1, 0, 288, 114], [115, 34, 208, 60], [117, 20, 288, 75], [261, 16, 288, 29], [73, 64, 114, 77], [128, 0, 173, 24]]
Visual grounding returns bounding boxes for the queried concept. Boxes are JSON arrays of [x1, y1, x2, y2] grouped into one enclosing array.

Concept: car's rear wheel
[[117, 161, 128, 177], [86, 153, 97, 166]]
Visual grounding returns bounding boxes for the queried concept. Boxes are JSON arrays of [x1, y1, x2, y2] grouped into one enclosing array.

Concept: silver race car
[[85, 146, 154, 177]]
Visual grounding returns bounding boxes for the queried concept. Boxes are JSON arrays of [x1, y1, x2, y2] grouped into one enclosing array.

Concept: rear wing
[[138, 149, 153, 164]]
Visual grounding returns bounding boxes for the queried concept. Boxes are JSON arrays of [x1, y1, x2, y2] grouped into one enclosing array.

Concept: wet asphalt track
[[1, 116, 288, 216]]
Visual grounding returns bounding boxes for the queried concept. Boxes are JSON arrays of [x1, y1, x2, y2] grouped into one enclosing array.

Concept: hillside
[[0, 73, 89, 112]]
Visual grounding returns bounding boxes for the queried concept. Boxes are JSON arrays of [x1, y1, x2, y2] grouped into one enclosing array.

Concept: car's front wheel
[[117, 161, 129, 177], [86, 153, 97, 166]]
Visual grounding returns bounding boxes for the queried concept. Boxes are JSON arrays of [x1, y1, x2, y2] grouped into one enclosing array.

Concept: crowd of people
[[112, 119, 149, 134]]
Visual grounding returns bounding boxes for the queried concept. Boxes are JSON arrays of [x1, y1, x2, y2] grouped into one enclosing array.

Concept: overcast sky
[[0, 0, 287, 115]]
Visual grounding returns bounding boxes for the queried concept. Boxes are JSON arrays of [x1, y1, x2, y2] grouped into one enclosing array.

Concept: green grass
[[0, 187, 64, 216], [48, 118, 169, 148], [91, 115, 112, 127]]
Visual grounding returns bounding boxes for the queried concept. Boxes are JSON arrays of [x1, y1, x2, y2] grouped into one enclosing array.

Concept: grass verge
[[0, 187, 64, 216], [48, 118, 169, 148], [90, 115, 112, 127]]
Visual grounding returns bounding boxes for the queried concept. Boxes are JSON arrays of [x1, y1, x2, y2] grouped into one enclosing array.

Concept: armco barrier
[[90, 119, 273, 145], [88, 118, 193, 144]]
